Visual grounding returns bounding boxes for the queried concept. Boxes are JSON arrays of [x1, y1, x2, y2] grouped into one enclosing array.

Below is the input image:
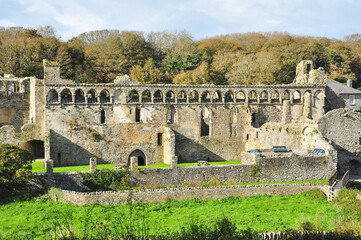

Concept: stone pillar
[[282, 100, 291, 123], [303, 92, 312, 119], [45, 160, 53, 176], [171, 156, 178, 169], [89, 157, 97, 172], [130, 156, 138, 172], [44, 130, 51, 161]]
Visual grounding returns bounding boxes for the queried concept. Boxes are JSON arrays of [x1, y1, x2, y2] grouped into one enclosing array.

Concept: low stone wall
[[49, 183, 330, 205], [31, 155, 335, 192], [130, 155, 335, 188], [31, 172, 88, 192]]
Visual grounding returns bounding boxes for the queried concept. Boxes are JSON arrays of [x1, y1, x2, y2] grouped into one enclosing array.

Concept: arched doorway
[[22, 140, 45, 158], [127, 149, 147, 166]]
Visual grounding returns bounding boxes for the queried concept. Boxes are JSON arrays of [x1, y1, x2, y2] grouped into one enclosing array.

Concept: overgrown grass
[[0, 189, 344, 239]]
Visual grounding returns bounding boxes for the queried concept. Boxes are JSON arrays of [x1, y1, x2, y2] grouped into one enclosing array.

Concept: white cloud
[[16, 0, 106, 39], [0, 19, 17, 27], [4, 0, 361, 40]]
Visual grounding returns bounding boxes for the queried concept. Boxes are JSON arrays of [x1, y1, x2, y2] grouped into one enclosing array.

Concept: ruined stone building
[[0, 60, 360, 175]]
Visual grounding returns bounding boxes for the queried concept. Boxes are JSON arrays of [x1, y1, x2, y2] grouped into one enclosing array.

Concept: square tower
[[43, 59, 60, 82]]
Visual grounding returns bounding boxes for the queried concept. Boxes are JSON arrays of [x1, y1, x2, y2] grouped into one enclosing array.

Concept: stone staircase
[[327, 170, 350, 202]]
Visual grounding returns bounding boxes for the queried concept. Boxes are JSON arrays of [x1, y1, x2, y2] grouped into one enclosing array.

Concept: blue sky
[[1, 0, 360, 40]]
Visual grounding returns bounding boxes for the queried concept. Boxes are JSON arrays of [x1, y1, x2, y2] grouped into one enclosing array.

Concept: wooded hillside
[[1, 26, 361, 88]]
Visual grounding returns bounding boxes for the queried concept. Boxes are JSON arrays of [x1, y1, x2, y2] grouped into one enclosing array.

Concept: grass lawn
[[31, 161, 116, 173], [177, 160, 243, 167], [0, 189, 341, 239], [32, 161, 245, 173]]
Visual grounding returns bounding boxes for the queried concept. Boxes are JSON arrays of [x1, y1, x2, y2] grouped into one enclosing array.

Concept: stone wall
[[34, 154, 335, 192], [130, 155, 335, 187], [49, 183, 330, 205], [318, 108, 361, 175], [44, 82, 326, 166]]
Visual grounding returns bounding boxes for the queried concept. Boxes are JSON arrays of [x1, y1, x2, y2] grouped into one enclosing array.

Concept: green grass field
[[31, 161, 116, 173], [31, 161, 244, 173], [0, 189, 343, 239]]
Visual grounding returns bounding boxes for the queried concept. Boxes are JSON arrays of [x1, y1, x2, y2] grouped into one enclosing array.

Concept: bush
[[80, 168, 130, 191], [0, 144, 34, 197]]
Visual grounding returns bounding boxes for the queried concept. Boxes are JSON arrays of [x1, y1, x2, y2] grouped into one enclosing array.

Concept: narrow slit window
[[157, 133, 163, 146], [100, 109, 105, 124], [135, 107, 140, 123]]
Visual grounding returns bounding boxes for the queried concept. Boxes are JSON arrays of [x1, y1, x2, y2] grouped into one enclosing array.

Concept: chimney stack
[[347, 79, 353, 88]]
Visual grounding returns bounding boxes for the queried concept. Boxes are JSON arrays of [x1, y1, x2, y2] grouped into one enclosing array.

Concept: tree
[[0, 144, 34, 197], [130, 58, 171, 84]]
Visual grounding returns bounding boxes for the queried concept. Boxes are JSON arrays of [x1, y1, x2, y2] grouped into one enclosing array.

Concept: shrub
[[0, 144, 34, 197], [79, 168, 130, 191]]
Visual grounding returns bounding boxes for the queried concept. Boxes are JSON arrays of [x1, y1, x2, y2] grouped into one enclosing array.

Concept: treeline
[[1, 26, 361, 88]]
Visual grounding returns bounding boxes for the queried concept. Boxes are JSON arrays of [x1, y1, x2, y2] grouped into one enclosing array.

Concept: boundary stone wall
[[49, 183, 330, 205]]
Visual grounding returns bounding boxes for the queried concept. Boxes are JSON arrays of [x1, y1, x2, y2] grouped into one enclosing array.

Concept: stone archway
[[127, 149, 147, 166], [22, 140, 45, 159]]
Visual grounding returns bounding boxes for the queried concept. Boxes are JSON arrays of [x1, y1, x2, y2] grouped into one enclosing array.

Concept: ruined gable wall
[[318, 108, 361, 175]]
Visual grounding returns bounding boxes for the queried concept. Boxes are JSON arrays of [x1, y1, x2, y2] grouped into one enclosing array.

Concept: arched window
[[61, 89, 72, 103], [201, 91, 211, 103], [212, 91, 222, 103], [260, 91, 268, 103], [313, 90, 324, 108], [6, 82, 15, 96], [128, 90, 139, 103], [248, 90, 257, 103], [281, 90, 290, 101], [236, 91, 245, 103], [100, 109, 105, 124], [154, 90, 163, 103], [177, 91, 187, 103], [141, 90, 151, 103], [293, 90, 301, 104], [166, 91, 175, 103], [87, 89, 97, 103], [225, 91, 234, 102], [189, 91, 199, 103], [47, 89, 59, 103], [271, 91, 280, 103], [75, 89, 85, 103], [100, 89, 110, 103]]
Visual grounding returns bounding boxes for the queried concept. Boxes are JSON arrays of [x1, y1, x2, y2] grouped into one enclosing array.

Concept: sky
[[0, 0, 360, 41]]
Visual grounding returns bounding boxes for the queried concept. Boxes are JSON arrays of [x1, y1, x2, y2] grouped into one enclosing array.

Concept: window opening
[[167, 105, 176, 124], [100, 109, 105, 124], [306, 63, 311, 74], [135, 106, 141, 122], [350, 95, 355, 105], [201, 107, 210, 136], [158, 133, 163, 146]]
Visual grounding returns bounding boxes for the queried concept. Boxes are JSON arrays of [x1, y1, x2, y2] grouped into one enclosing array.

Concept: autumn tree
[[130, 58, 171, 84]]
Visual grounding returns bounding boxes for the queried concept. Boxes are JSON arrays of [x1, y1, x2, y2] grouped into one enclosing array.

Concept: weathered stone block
[[89, 157, 97, 172]]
